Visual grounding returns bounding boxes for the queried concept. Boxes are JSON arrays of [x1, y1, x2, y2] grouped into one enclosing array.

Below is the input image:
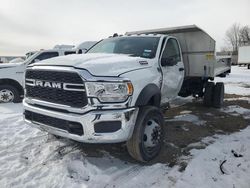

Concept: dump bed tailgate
[[213, 60, 231, 77]]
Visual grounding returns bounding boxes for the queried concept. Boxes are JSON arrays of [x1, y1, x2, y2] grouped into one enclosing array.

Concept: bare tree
[[223, 23, 250, 51], [225, 23, 241, 52], [239, 26, 250, 45], [220, 46, 230, 52]]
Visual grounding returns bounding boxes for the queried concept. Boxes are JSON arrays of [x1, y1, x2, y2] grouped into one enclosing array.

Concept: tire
[[203, 82, 214, 107], [0, 85, 21, 103], [212, 82, 224, 108], [126, 106, 164, 162], [248, 65, 250, 69]]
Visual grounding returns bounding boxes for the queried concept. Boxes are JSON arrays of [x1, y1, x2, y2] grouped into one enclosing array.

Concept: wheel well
[[135, 84, 161, 107], [178, 77, 208, 97], [147, 94, 161, 107], [0, 79, 24, 96]]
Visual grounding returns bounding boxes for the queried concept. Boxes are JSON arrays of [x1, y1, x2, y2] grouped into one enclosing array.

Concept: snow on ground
[[222, 105, 250, 119], [0, 66, 250, 188], [1, 103, 249, 188], [215, 66, 250, 96], [175, 127, 250, 188], [0, 104, 172, 188], [166, 114, 206, 126], [225, 97, 250, 103], [0, 103, 44, 148], [170, 96, 194, 107]]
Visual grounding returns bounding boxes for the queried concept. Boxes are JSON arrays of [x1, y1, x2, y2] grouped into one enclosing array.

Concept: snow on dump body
[[126, 25, 217, 78]]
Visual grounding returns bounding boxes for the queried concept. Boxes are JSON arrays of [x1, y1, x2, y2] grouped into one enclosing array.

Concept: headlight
[[85, 82, 133, 103]]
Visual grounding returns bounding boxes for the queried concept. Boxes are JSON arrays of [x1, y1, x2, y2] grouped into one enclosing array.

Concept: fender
[[135, 84, 161, 107], [0, 79, 24, 96]]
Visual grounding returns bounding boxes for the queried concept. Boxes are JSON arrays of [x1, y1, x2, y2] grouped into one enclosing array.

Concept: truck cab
[[85, 34, 185, 104], [23, 25, 227, 162], [0, 48, 76, 103]]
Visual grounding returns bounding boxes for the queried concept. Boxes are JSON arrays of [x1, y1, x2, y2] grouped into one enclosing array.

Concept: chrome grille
[[25, 69, 88, 108]]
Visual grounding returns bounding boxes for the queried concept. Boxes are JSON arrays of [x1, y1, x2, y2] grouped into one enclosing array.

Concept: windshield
[[87, 36, 160, 59]]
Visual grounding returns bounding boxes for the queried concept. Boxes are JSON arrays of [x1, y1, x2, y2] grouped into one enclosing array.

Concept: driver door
[[160, 37, 185, 103]]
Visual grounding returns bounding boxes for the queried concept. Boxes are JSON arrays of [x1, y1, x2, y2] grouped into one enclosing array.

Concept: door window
[[65, 51, 76, 55], [30, 52, 59, 64], [161, 38, 181, 65]]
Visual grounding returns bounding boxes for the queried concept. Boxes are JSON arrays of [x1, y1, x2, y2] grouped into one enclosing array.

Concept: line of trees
[[222, 23, 250, 52]]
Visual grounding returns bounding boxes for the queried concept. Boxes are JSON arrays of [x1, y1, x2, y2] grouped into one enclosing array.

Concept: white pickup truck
[[23, 25, 229, 162], [0, 48, 76, 103]]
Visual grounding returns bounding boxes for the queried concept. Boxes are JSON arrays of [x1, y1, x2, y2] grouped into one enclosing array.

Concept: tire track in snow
[[102, 165, 144, 188]]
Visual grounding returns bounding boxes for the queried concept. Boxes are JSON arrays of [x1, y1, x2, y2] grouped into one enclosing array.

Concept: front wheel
[[0, 85, 21, 103], [126, 106, 164, 162]]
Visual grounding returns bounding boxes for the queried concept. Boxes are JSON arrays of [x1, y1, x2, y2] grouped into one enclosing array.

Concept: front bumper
[[23, 100, 138, 143]]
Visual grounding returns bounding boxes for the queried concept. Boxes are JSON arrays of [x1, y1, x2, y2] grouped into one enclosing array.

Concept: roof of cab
[[124, 33, 165, 37]]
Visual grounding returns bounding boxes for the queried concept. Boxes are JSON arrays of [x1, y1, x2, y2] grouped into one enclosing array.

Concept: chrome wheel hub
[[143, 119, 161, 148], [0, 89, 14, 103]]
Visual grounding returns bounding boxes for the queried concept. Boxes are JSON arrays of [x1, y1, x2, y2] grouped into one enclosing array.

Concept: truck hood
[[0, 63, 22, 69], [33, 53, 151, 76]]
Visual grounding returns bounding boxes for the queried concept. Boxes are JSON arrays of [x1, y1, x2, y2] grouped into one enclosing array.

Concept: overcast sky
[[0, 0, 249, 56]]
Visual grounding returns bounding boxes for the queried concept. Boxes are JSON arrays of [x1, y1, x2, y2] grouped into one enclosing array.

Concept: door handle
[[179, 67, 184, 71]]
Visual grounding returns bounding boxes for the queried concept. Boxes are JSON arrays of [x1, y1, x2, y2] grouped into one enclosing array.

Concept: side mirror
[[161, 57, 176, 66], [34, 59, 40, 63], [77, 48, 87, 54]]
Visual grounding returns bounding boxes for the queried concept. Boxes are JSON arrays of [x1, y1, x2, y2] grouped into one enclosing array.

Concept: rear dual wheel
[[203, 82, 224, 108], [126, 106, 164, 162], [203, 82, 214, 107], [213, 83, 224, 108]]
